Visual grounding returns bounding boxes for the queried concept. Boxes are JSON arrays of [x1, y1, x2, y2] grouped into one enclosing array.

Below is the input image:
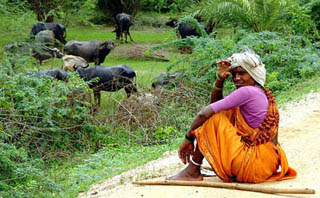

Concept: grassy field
[[64, 25, 183, 113], [1, 19, 184, 114]]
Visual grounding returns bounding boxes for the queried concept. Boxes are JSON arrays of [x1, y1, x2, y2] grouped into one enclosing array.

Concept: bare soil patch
[[113, 44, 169, 62]]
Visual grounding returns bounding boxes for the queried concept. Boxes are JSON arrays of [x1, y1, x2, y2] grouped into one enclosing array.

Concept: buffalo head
[[100, 41, 115, 51], [52, 48, 64, 58]]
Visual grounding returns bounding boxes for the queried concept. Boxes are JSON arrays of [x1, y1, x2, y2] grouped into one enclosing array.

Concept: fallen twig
[[133, 180, 315, 195]]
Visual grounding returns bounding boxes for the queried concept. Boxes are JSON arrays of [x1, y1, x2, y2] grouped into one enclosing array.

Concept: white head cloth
[[228, 50, 266, 87]]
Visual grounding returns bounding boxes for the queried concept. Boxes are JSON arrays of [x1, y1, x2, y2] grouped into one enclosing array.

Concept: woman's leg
[[168, 144, 204, 181]]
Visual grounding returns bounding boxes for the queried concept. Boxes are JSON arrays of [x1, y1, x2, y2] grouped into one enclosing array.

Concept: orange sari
[[193, 89, 297, 183]]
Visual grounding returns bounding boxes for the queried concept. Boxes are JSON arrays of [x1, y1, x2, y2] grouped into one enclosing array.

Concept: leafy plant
[[140, 0, 195, 12], [153, 30, 320, 97], [184, 0, 318, 38]]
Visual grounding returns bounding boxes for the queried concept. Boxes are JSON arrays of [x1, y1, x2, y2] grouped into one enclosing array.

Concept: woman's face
[[232, 66, 256, 88]]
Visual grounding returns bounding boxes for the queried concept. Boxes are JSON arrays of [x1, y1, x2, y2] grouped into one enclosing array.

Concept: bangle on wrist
[[213, 84, 223, 91], [216, 73, 224, 81], [185, 133, 195, 143], [190, 157, 202, 166]]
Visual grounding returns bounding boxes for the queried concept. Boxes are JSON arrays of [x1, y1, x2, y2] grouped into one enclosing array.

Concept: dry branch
[[133, 180, 316, 195]]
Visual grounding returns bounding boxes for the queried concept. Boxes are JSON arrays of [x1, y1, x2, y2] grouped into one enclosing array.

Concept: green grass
[[50, 139, 181, 197], [66, 26, 176, 44], [35, 25, 181, 115]]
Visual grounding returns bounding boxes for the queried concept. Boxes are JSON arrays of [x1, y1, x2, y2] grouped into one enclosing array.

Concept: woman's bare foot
[[167, 163, 203, 181]]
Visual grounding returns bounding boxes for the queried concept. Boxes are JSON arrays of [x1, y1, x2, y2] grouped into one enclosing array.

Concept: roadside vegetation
[[0, 0, 320, 197]]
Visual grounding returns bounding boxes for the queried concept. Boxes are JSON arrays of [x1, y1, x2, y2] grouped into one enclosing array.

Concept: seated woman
[[169, 50, 297, 183]]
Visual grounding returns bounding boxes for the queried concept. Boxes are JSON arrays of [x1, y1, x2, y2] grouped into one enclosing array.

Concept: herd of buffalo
[[4, 13, 211, 108]]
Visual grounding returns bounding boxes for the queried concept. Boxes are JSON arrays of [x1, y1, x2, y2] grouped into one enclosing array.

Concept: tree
[[26, 0, 60, 22], [185, 0, 287, 32], [97, 0, 141, 20], [26, 0, 86, 23]]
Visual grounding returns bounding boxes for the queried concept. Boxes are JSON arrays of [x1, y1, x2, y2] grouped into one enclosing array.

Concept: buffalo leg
[[120, 33, 124, 44], [128, 31, 134, 42], [125, 83, 137, 98], [93, 91, 101, 107], [125, 32, 128, 43], [94, 58, 100, 65]]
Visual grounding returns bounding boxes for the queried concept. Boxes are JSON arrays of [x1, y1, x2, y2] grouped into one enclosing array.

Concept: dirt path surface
[[79, 92, 320, 198]]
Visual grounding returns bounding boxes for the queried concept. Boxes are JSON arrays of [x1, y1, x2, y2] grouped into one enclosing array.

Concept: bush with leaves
[[184, 0, 319, 40], [140, 0, 195, 12], [306, 0, 320, 33], [0, 53, 105, 160], [280, 0, 319, 41], [153, 30, 320, 97], [0, 142, 59, 198]]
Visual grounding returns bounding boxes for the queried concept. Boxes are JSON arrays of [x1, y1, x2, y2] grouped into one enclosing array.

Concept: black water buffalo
[[30, 22, 67, 44], [74, 65, 137, 106], [178, 23, 201, 38], [5, 42, 63, 65], [35, 30, 55, 47], [152, 72, 183, 88], [165, 19, 178, 28], [166, 19, 215, 39], [65, 40, 115, 65], [33, 47, 63, 65], [27, 69, 68, 81], [114, 13, 133, 43]]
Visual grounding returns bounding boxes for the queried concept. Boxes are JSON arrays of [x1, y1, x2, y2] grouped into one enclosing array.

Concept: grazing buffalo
[[35, 30, 55, 47], [62, 55, 89, 72], [178, 23, 201, 39], [27, 69, 68, 81], [32, 46, 64, 65], [74, 65, 137, 106], [114, 13, 133, 43], [30, 22, 67, 44], [5, 42, 63, 65], [152, 72, 183, 88], [65, 40, 115, 65], [165, 19, 178, 28], [166, 19, 215, 39]]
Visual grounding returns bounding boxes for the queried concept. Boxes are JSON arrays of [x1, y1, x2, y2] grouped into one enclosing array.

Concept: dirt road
[[79, 92, 320, 198]]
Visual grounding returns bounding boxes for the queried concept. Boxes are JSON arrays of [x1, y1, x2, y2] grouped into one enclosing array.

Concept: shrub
[[140, 0, 194, 13], [153, 30, 320, 97], [0, 142, 59, 198], [0, 54, 102, 159]]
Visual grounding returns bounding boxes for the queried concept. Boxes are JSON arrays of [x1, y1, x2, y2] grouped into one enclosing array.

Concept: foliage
[[185, 0, 284, 32], [24, 0, 86, 22], [280, 0, 319, 40], [94, 0, 141, 24], [184, 0, 319, 39], [0, 52, 101, 159], [306, 0, 320, 32], [0, 142, 60, 198], [140, 0, 195, 12], [153, 30, 320, 97], [1, 6, 320, 197], [0, 0, 35, 47]]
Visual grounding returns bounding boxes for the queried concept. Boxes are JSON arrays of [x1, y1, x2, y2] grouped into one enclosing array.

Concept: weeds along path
[[79, 91, 320, 198]]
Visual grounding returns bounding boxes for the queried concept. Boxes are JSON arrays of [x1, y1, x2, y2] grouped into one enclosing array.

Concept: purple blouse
[[210, 86, 268, 128]]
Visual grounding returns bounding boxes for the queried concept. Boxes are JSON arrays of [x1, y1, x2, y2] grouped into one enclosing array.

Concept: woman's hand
[[178, 141, 194, 164], [216, 60, 232, 80]]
